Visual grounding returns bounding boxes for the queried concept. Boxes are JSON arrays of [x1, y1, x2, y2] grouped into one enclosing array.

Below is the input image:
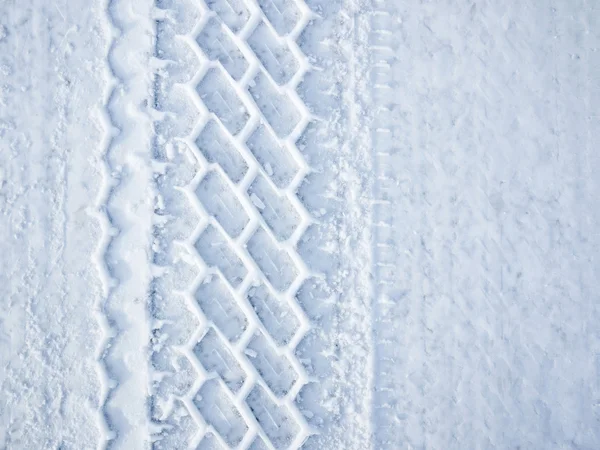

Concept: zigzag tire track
[[149, 0, 316, 448], [96, 0, 156, 447]]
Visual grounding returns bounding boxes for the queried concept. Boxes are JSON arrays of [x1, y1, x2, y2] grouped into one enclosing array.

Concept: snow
[[1, 0, 599, 449], [0, 1, 105, 447], [98, 0, 156, 446]]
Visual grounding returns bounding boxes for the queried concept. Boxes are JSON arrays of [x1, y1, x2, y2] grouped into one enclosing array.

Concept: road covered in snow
[[1, 0, 599, 449]]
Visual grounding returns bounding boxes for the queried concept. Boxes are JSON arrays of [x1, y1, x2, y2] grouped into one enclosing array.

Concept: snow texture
[[1, 0, 599, 449]]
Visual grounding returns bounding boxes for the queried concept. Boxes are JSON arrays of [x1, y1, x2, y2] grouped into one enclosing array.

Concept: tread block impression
[[246, 331, 297, 397], [152, 399, 199, 450], [193, 379, 248, 446], [197, 432, 226, 450], [248, 20, 299, 85], [246, 384, 300, 448], [155, 84, 202, 139], [155, 0, 201, 35], [246, 124, 299, 188], [151, 351, 197, 410], [156, 21, 200, 85], [197, 67, 249, 135], [249, 436, 270, 450], [257, 0, 300, 36], [194, 327, 246, 393], [247, 226, 298, 292], [248, 174, 300, 241], [196, 170, 249, 238], [294, 328, 331, 378], [249, 71, 300, 138], [196, 17, 248, 81], [195, 224, 247, 287], [247, 284, 300, 347], [205, 0, 250, 33], [295, 277, 333, 325], [196, 119, 248, 184], [195, 275, 247, 341]]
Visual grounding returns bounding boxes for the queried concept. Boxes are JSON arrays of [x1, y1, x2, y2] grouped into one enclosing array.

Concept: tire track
[[367, 1, 600, 448], [294, 0, 375, 447], [149, 2, 205, 447], [95, 0, 156, 448], [368, 2, 426, 447], [149, 0, 316, 447], [94, 1, 122, 444]]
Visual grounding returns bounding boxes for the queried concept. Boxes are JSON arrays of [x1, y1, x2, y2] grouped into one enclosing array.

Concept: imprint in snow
[[247, 283, 300, 346], [246, 123, 299, 188], [246, 226, 298, 291], [152, 399, 198, 449], [205, 0, 250, 33], [193, 379, 248, 446], [197, 67, 249, 135], [248, 20, 299, 85], [194, 327, 246, 393], [196, 432, 224, 450], [195, 275, 247, 341], [249, 436, 269, 450], [295, 382, 329, 428], [246, 384, 300, 448], [195, 225, 247, 287], [256, 0, 300, 36], [246, 331, 297, 397], [248, 71, 300, 138], [196, 16, 248, 81], [248, 174, 300, 241], [195, 170, 249, 238], [196, 119, 248, 184]]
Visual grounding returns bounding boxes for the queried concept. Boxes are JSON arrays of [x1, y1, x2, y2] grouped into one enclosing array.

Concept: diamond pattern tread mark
[[248, 20, 299, 85], [196, 119, 248, 184], [153, 0, 314, 447], [249, 71, 301, 138], [247, 226, 298, 292], [248, 436, 270, 450], [246, 123, 300, 189], [193, 379, 248, 447], [196, 17, 248, 81], [246, 331, 298, 397], [197, 432, 227, 450], [197, 67, 249, 135], [194, 328, 246, 393], [195, 224, 247, 287], [195, 275, 247, 342], [247, 283, 300, 347], [205, 0, 250, 34], [248, 174, 300, 241], [257, 0, 300, 36], [196, 170, 249, 238], [246, 384, 300, 449]]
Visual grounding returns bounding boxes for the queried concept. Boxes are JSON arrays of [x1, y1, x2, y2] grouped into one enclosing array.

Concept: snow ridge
[[148, 1, 206, 447], [95, 0, 156, 448], [94, 0, 121, 445], [367, 2, 413, 447], [293, 0, 376, 447]]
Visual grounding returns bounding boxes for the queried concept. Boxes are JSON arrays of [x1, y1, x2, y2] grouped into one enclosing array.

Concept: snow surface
[[1, 0, 599, 449]]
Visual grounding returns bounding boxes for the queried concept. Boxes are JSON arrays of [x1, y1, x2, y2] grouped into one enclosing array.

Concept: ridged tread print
[[149, 0, 315, 448]]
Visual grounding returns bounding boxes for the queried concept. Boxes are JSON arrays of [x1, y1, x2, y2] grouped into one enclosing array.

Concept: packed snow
[[1, 0, 599, 449]]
